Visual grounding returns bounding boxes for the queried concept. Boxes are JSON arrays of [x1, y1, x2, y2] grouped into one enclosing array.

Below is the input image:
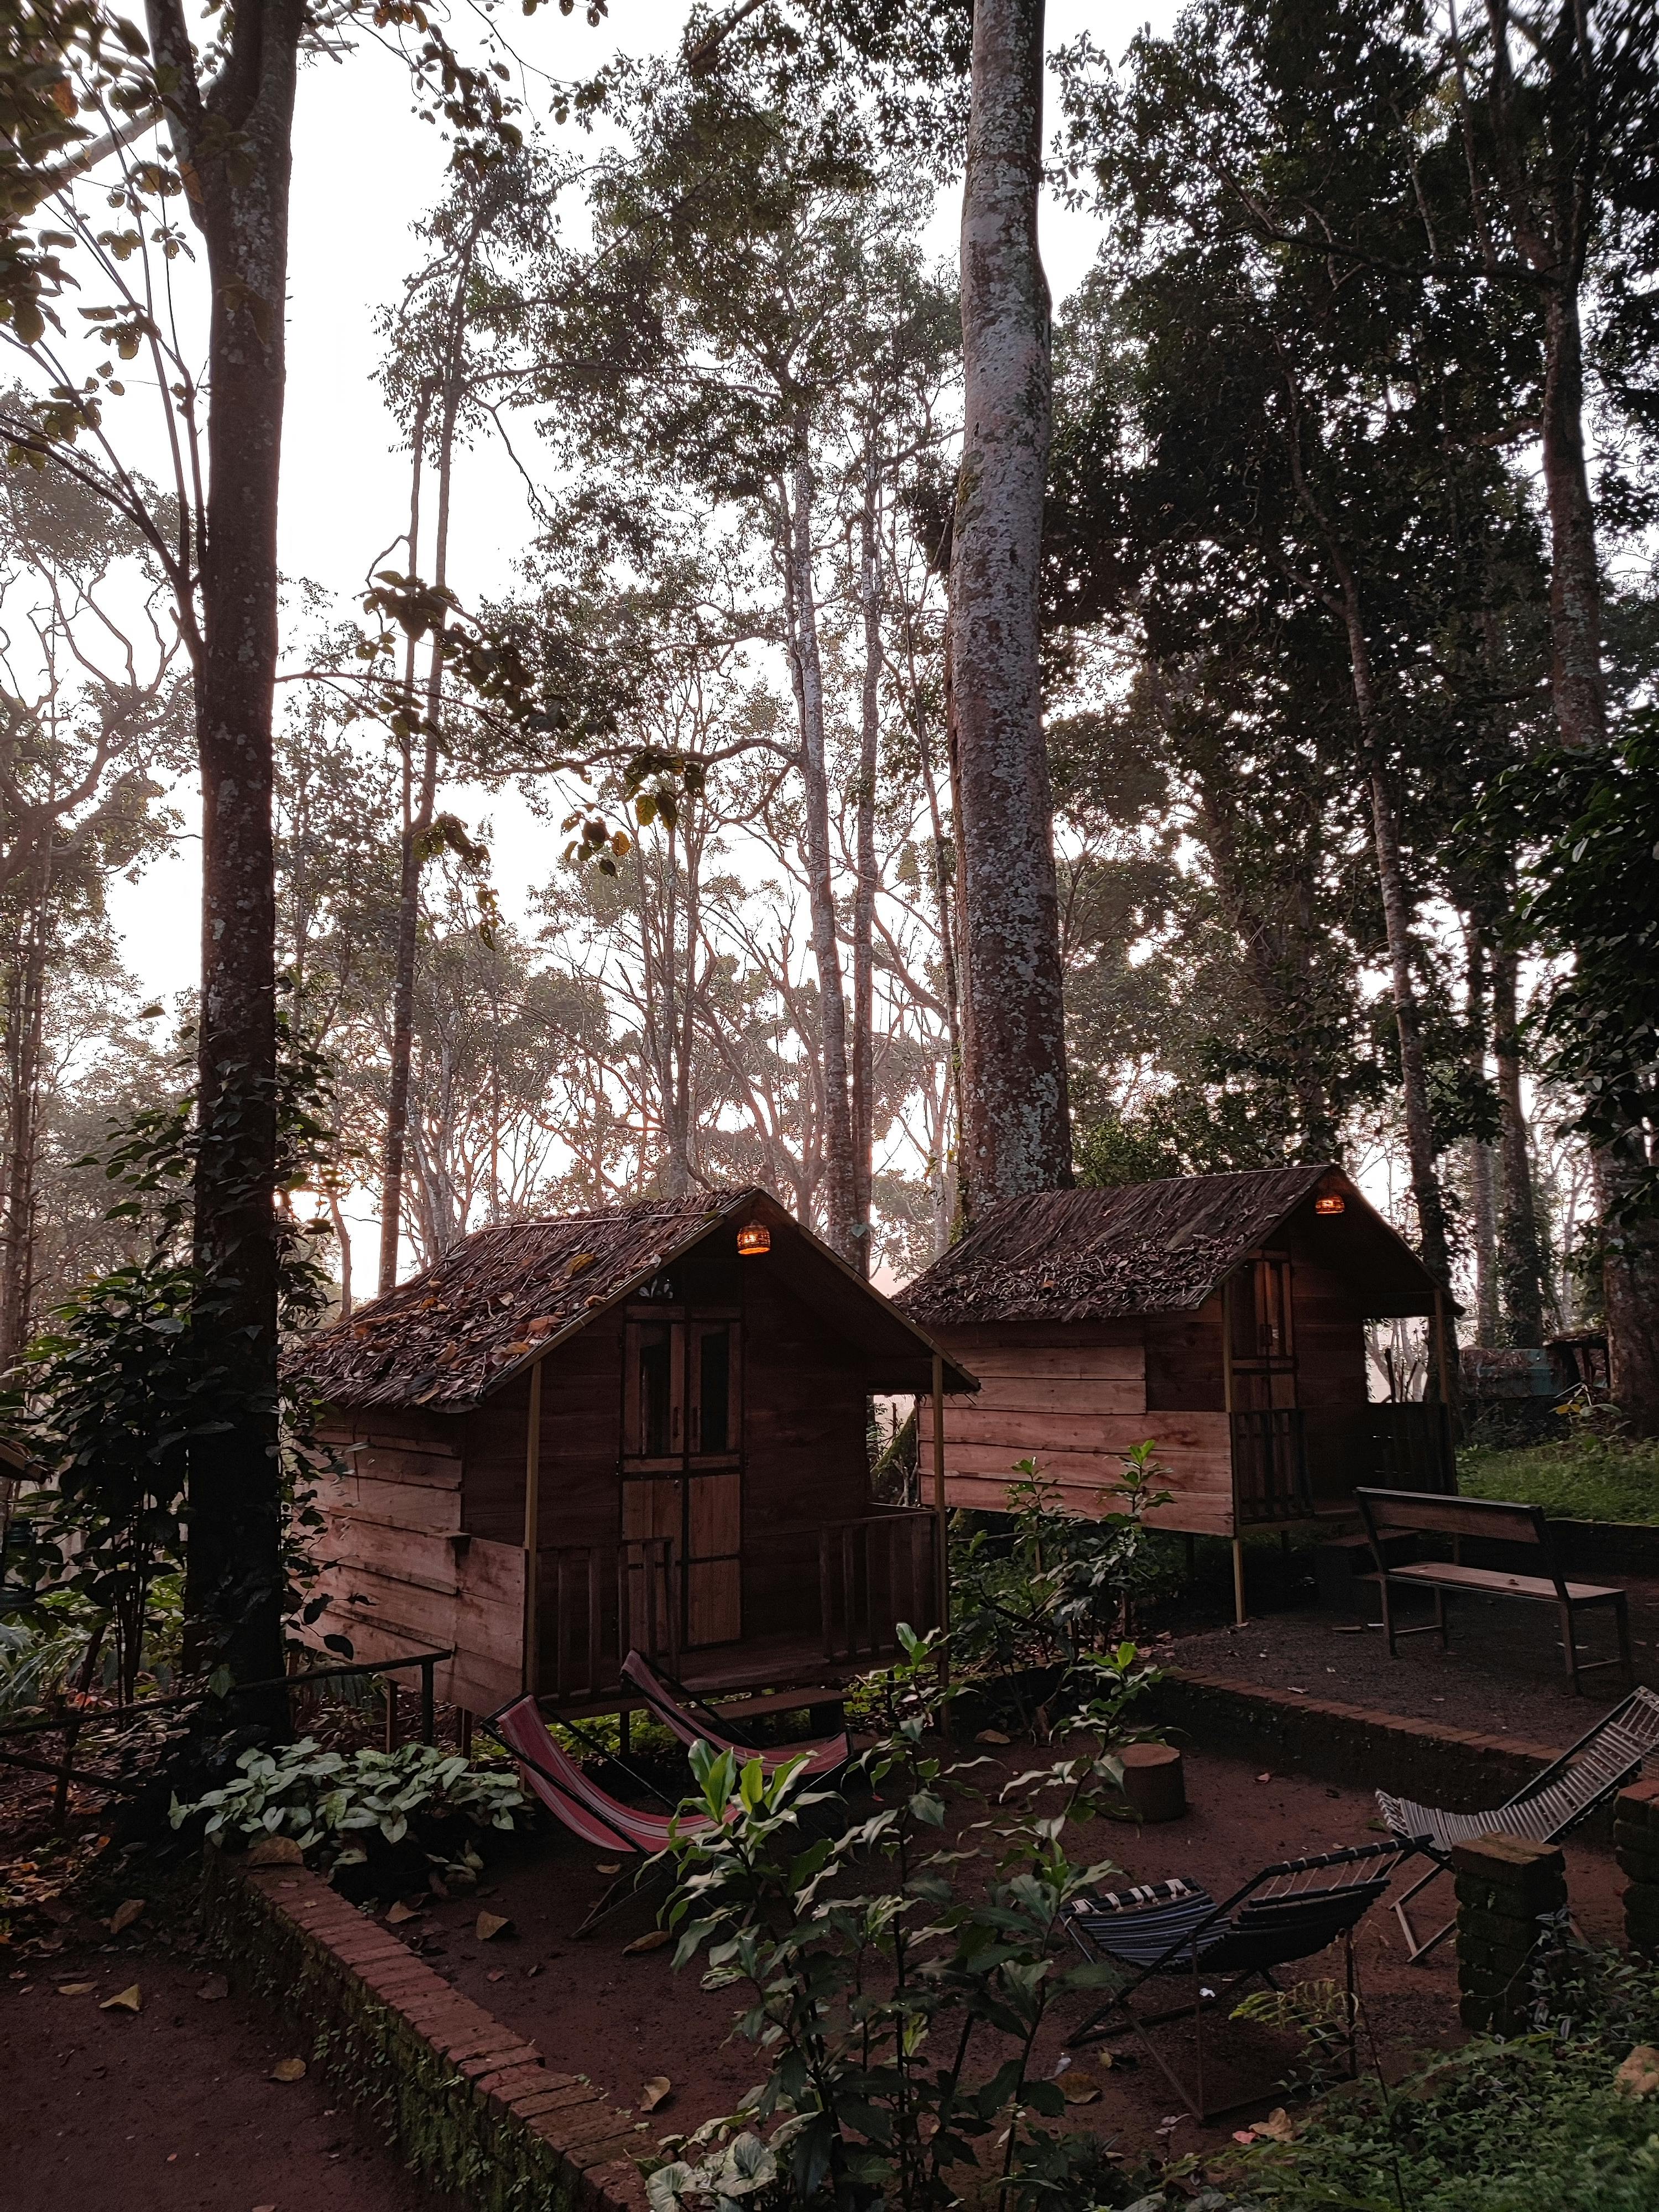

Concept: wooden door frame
[[620, 1302, 745, 1647]]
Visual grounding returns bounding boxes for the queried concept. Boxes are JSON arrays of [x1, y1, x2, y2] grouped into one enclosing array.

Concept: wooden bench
[[1354, 1488, 1633, 1694]]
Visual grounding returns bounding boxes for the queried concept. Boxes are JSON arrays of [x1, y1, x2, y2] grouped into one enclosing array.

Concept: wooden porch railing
[[537, 1537, 676, 1705], [1232, 1407, 1312, 1525], [817, 1509, 939, 1662]]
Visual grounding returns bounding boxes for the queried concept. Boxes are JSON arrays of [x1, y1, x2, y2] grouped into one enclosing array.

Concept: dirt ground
[[374, 1739, 1627, 2174], [1160, 1548, 1659, 1745], [1, 1588, 1640, 2204], [1, 1944, 466, 2212]]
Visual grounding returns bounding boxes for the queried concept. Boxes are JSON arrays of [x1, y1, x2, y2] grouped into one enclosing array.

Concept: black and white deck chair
[[1062, 1839, 1406, 2122], [1378, 1683, 1659, 1961]]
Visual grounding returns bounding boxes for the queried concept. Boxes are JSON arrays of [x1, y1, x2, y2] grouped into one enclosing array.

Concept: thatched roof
[[293, 1186, 974, 1412], [898, 1166, 1445, 1327]]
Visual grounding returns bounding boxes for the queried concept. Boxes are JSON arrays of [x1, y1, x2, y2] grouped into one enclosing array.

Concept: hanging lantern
[[737, 1220, 771, 1256], [1314, 1193, 1345, 1217]]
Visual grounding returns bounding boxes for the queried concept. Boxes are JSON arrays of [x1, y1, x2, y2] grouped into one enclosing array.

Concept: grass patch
[[1459, 1432, 1659, 1525]]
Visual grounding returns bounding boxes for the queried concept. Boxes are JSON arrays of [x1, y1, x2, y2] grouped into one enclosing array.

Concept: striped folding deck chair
[[620, 1650, 851, 1780], [488, 1693, 719, 1936], [1378, 1684, 1659, 1960], [1063, 1839, 1407, 2121]]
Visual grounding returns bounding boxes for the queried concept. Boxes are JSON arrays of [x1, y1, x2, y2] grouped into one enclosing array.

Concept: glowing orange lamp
[[1314, 1193, 1345, 1217], [737, 1220, 771, 1256]]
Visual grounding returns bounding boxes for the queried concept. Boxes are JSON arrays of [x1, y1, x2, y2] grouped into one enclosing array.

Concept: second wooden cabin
[[293, 1188, 972, 1717], [900, 1164, 1454, 1620]]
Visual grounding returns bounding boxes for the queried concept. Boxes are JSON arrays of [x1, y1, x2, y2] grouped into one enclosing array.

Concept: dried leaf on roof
[[289, 1192, 749, 1412], [899, 1168, 1381, 1326]]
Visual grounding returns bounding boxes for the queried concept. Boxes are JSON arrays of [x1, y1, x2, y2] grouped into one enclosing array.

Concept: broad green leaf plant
[[170, 1739, 526, 1879], [659, 1625, 1156, 2212]]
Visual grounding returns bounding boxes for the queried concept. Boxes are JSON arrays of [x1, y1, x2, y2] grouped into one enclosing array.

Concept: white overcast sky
[[101, 0, 1180, 1007]]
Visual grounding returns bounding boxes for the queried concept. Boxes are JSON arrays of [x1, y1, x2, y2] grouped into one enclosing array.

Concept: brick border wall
[[1150, 1667, 1574, 1814], [202, 1848, 649, 2212]]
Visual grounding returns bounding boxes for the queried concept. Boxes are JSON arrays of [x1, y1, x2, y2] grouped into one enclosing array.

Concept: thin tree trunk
[[1491, 945, 1547, 1345], [378, 383, 437, 1296], [1280, 411, 1452, 1328], [1460, 912, 1499, 1345], [148, 0, 303, 1699], [0, 847, 50, 1368], [326, 1186, 352, 1320], [850, 449, 881, 1275], [784, 453, 857, 1258], [1599, 1144, 1659, 1436], [950, 0, 1071, 1219]]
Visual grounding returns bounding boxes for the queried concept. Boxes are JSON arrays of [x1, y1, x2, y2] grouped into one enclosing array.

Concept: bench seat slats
[[1384, 1561, 1623, 1604], [1354, 1485, 1633, 1693]]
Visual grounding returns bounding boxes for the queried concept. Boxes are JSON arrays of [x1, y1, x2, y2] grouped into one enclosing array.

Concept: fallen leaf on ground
[[246, 1836, 304, 1867], [486, 1969, 506, 1983], [476, 1910, 512, 1941], [270, 2057, 307, 2083], [108, 1898, 145, 1936], [623, 1929, 672, 1955], [640, 2076, 672, 2112], [1615, 2045, 1659, 2098], [196, 1976, 229, 2002], [1256, 1772, 1272, 1783], [975, 1729, 1011, 1745], [56, 1982, 96, 1997], [593, 1863, 622, 1876], [100, 1985, 141, 2013], [1059, 2077, 1099, 2104], [1251, 2109, 1296, 2143], [428, 1873, 449, 1898], [386, 1901, 422, 1924]]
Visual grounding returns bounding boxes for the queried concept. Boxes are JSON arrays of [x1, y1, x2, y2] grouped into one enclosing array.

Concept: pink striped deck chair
[[491, 1693, 717, 1935], [620, 1650, 851, 1780]]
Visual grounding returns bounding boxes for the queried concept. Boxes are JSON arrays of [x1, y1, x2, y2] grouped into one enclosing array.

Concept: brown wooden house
[[901, 1165, 1454, 1621], [293, 1188, 973, 1717]]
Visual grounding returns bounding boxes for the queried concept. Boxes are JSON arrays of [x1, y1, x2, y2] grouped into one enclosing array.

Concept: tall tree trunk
[[1599, 1144, 1659, 1434], [949, 0, 1071, 1219], [149, 0, 304, 1697], [783, 453, 857, 1259], [1460, 913, 1499, 1345], [1491, 945, 1546, 1344], [378, 382, 440, 1296], [325, 1186, 352, 1321], [849, 450, 881, 1276], [1281, 416, 1452, 1347], [0, 849, 49, 1369]]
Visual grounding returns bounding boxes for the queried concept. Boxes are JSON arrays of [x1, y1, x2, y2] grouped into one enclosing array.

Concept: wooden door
[[1230, 1254, 1298, 1410], [686, 1318, 741, 1646], [621, 1312, 743, 1650]]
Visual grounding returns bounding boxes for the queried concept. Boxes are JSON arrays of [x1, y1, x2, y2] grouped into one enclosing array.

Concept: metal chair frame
[[1064, 1840, 1407, 2122], [1379, 1684, 1659, 1960]]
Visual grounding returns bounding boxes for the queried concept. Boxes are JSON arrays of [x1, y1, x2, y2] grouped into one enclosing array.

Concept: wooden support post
[[932, 1354, 950, 1687], [419, 1654, 436, 1746], [1222, 1276, 1245, 1626], [522, 1359, 544, 1697]]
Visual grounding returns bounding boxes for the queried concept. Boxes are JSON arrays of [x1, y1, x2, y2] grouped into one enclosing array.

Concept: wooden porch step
[[546, 1677, 853, 1725]]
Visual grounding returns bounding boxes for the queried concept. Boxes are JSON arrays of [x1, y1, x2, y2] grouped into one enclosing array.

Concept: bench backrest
[[1355, 1485, 1555, 1557]]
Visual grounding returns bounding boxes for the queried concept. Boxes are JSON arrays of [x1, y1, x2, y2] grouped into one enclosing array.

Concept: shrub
[[170, 1738, 527, 1880], [660, 1627, 1156, 2212]]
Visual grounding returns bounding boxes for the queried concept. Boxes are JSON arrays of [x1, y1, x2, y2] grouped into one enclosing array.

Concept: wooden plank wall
[[742, 1271, 872, 1637], [1282, 1213, 1371, 1504], [918, 1319, 1237, 1536], [306, 1409, 525, 1713]]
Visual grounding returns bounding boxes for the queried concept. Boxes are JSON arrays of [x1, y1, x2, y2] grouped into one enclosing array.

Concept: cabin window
[[692, 1323, 734, 1455], [628, 1319, 682, 1459]]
